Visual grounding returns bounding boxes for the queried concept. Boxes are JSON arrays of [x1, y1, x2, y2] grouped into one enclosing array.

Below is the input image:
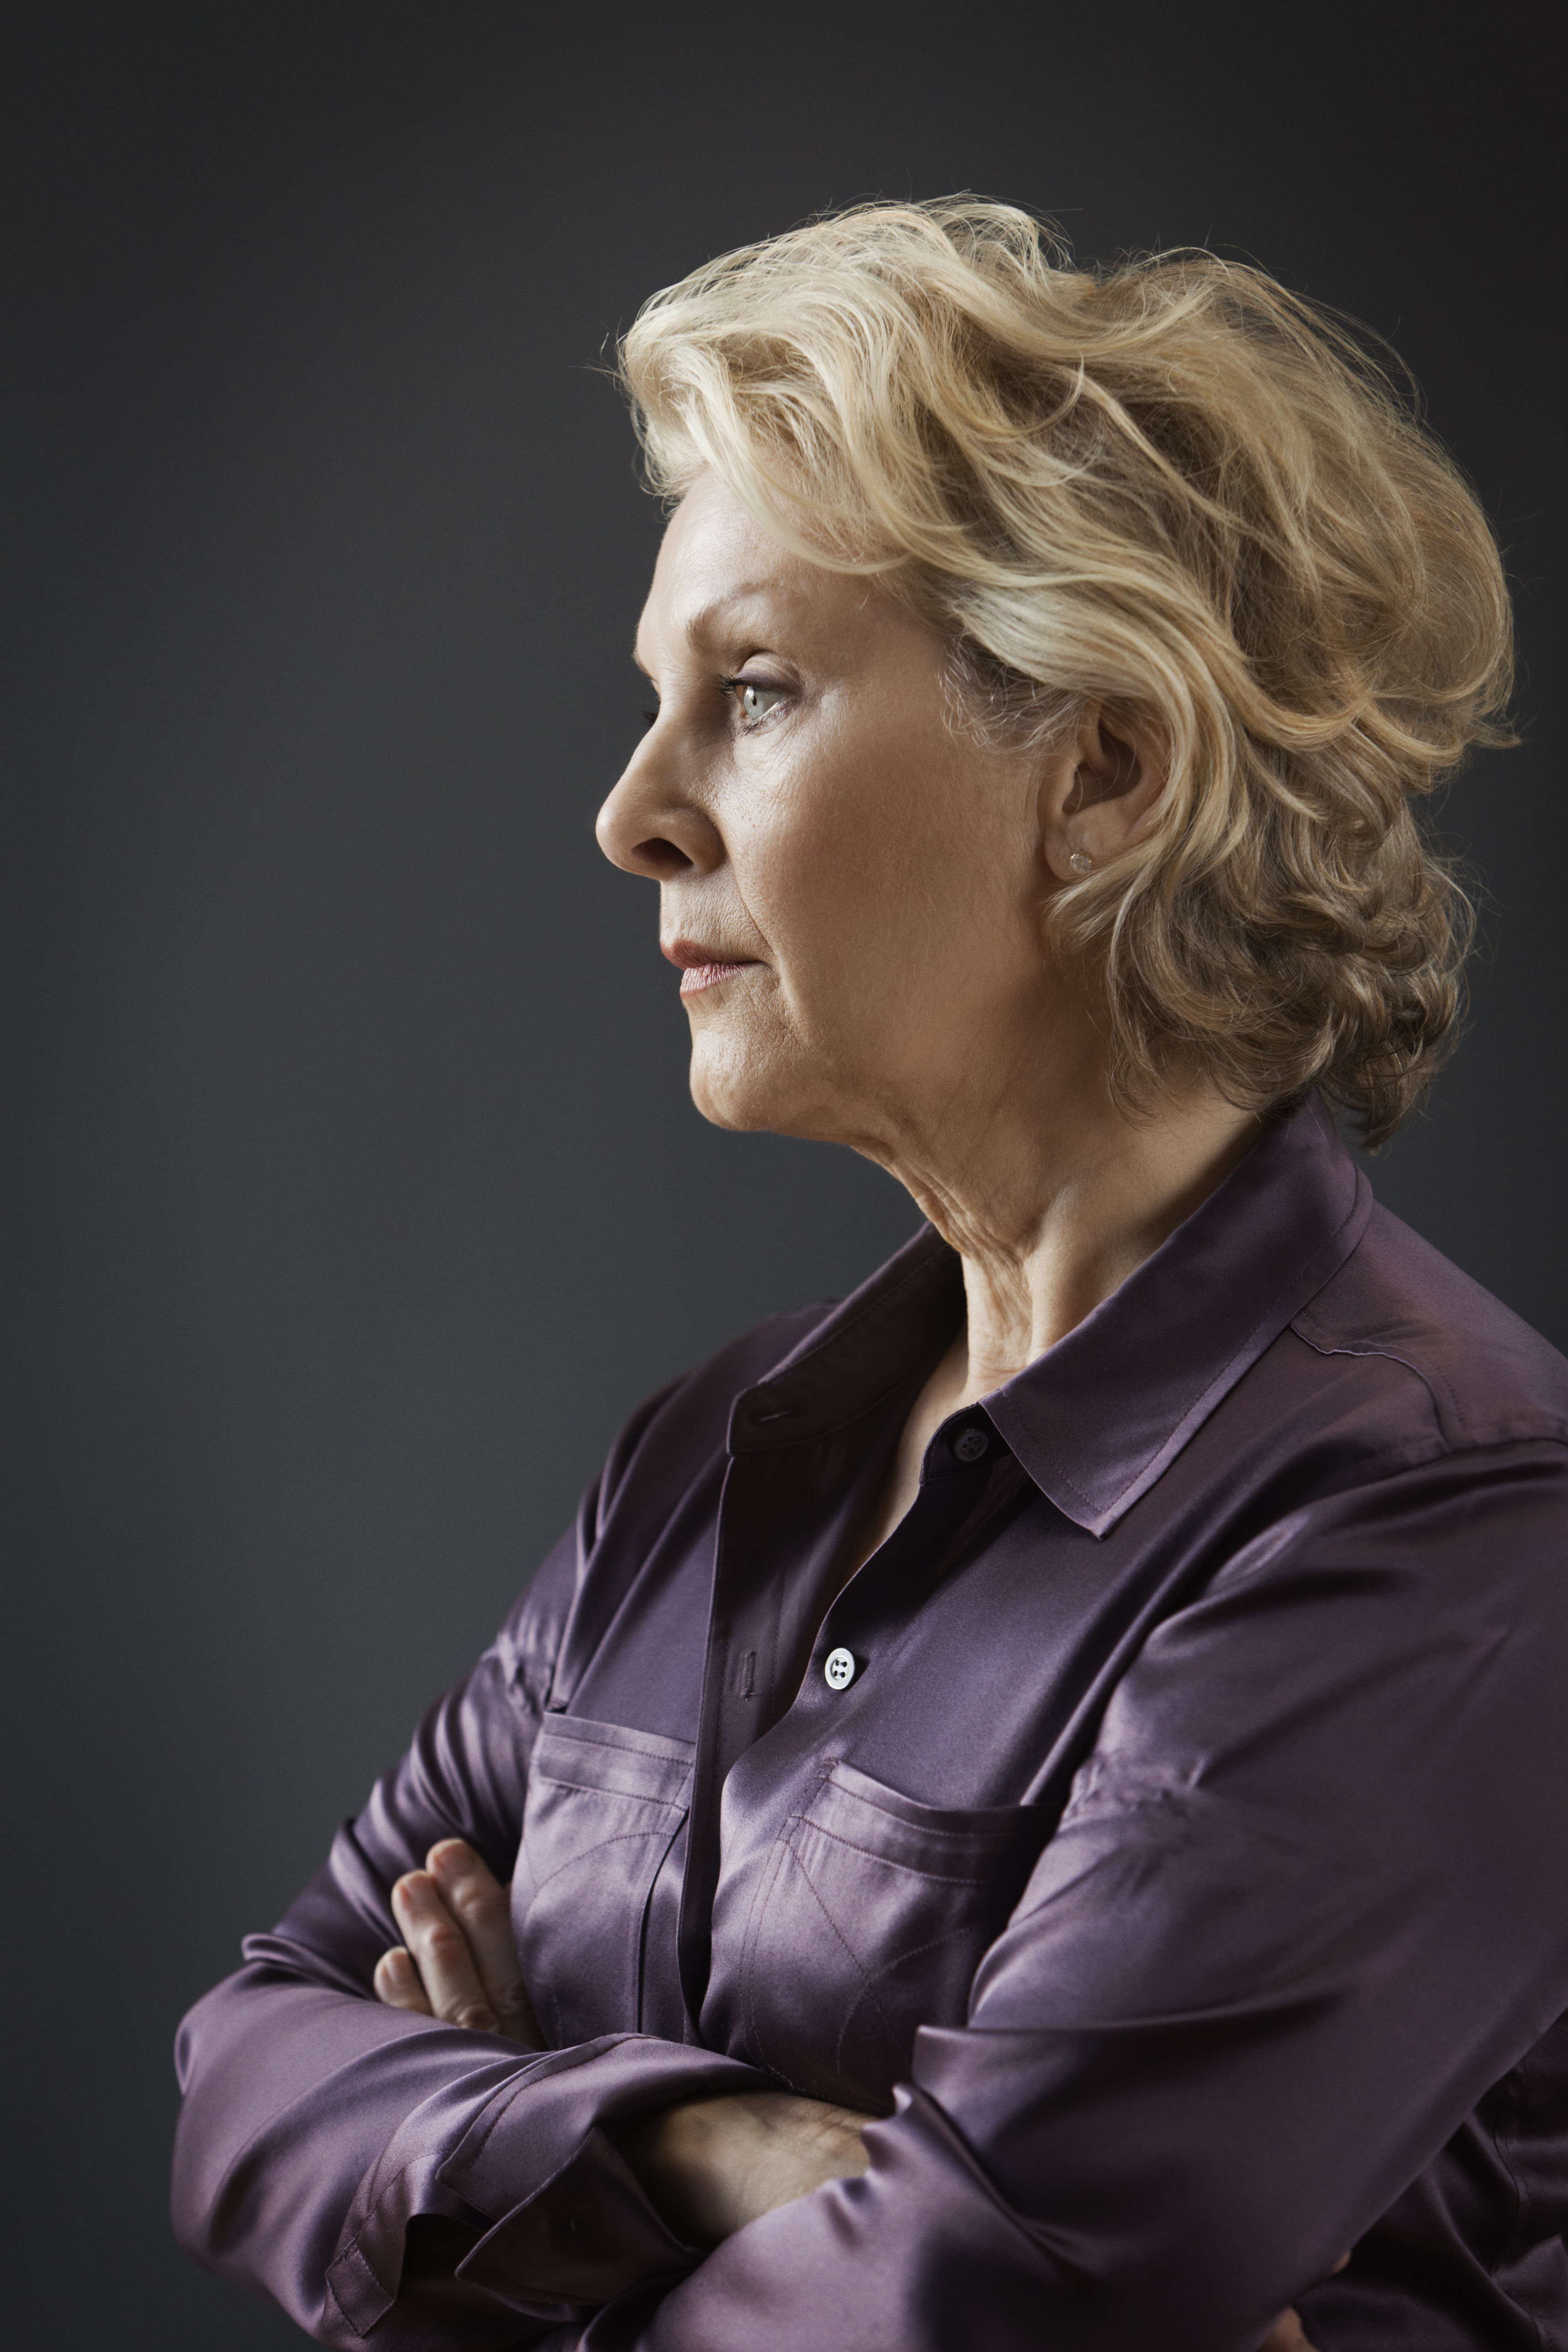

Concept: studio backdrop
[[3, 7, 1559, 2346]]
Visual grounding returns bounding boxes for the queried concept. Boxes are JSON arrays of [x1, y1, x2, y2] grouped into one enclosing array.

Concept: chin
[[688, 1064, 785, 1135], [687, 1035, 837, 1140]]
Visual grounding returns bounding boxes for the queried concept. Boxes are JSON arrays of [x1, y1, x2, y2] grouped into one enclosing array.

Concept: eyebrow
[[633, 582, 811, 674]]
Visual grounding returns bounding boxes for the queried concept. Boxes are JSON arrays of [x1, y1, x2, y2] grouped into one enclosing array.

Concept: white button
[[952, 1426, 989, 1462], [824, 1646, 857, 1691]]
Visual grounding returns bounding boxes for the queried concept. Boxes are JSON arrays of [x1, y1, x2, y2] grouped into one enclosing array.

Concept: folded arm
[[578, 1449, 1568, 2352], [170, 1524, 770, 2348], [382, 1836, 1336, 2350], [175, 1446, 1568, 2350]]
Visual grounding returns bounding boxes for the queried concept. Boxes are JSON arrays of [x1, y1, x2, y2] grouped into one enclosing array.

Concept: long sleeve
[[581, 1445, 1568, 2352], [170, 1509, 767, 2347], [173, 1111, 1568, 2348]]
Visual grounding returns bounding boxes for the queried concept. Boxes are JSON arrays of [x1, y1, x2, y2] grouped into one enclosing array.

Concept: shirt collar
[[731, 1092, 1372, 1537]]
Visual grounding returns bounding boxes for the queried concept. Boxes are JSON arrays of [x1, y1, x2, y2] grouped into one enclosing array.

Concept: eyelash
[[639, 679, 789, 734]]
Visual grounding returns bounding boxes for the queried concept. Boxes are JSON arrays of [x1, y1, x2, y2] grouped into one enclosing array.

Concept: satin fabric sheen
[[172, 1095, 1568, 2349]]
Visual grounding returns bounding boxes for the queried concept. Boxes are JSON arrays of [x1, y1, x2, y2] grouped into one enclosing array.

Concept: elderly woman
[[172, 203, 1568, 2352]]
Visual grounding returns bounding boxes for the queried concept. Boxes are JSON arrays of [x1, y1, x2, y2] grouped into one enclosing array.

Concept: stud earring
[[1068, 852, 1094, 875]]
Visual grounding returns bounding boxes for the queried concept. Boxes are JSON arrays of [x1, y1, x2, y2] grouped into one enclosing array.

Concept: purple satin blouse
[[172, 1094, 1568, 2349]]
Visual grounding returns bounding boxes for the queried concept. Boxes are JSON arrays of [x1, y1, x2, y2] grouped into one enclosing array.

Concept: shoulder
[[1290, 1201, 1568, 1456]]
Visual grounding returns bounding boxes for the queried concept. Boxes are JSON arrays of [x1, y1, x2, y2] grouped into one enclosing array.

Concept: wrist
[[615, 2098, 727, 2247]]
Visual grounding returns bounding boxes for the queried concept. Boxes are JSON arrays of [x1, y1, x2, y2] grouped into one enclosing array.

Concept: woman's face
[[597, 471, 1080, 1163]]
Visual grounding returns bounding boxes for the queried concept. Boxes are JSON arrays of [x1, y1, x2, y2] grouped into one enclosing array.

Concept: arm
[[375, 1836, 874, 2238], [170, 1517, 770, 2349], [567, 1445, 1568, 2351], [385, 1837, 1336, 2350]]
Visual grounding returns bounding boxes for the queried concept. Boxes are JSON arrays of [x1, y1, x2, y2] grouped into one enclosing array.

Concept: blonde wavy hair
[[618, 200, 1514, 1147]]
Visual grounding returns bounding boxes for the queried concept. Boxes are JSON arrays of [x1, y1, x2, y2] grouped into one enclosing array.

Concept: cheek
[[771, 814, 906, 947], [745, 762, 1027, 1001]]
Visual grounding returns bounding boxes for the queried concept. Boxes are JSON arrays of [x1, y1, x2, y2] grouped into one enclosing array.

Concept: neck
[[877, 1063, 1262, 1404]]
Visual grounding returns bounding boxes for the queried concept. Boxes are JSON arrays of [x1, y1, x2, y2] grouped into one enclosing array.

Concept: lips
[[663, 939, 761, 997]]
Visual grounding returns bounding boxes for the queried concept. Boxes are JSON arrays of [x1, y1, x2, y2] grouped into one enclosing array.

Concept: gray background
[[4, 5, 1560, 2343]]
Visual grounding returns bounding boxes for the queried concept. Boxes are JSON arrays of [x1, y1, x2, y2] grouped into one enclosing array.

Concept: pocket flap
[[532, 1714, 693, 1809], [801, 1760, 1045, 1880]]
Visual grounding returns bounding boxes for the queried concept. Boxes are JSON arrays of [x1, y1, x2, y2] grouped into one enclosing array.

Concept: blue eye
[[734, 680, 788, 726]]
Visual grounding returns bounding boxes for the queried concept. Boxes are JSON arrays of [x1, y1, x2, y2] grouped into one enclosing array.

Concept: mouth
[[663, 938, 763, 998]]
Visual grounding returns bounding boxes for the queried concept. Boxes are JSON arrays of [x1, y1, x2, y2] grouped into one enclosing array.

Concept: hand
[[616, 2089, 872, 2247], [619, 2091, 1349, 2316], [373, 1863, 1345, 2331], [373, 1837, 542, 2046]]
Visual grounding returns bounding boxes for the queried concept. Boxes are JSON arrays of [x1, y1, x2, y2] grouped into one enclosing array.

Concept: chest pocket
[[512, 1714, 692, 2046], [736, 1760, 1048, 2114]]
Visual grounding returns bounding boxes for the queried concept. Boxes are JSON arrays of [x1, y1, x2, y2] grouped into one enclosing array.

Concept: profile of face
[[596, 472, 1160, 1179]]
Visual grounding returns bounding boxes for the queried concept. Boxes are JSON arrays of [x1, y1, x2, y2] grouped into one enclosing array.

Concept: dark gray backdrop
[[4, 7, 1560, 2344]]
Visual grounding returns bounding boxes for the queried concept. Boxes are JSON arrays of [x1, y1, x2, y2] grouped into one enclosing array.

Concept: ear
[[1040, 702, 1169, 883]]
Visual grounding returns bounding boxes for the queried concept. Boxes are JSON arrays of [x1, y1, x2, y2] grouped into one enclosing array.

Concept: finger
[[373, 1945, 433, 2015], [427, 1839, 541, 2045], [390, 1868, 501, 2032]]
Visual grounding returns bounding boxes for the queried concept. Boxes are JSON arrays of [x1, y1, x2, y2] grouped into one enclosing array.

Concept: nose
[[596, 726, 722, 881]]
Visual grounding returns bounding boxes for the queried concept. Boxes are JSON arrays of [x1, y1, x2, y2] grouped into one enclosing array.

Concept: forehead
[[634, 472, 850, 662]]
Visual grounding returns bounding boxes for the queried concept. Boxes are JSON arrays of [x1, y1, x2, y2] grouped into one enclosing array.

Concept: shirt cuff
[[327, 2034, 768, 2333]]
